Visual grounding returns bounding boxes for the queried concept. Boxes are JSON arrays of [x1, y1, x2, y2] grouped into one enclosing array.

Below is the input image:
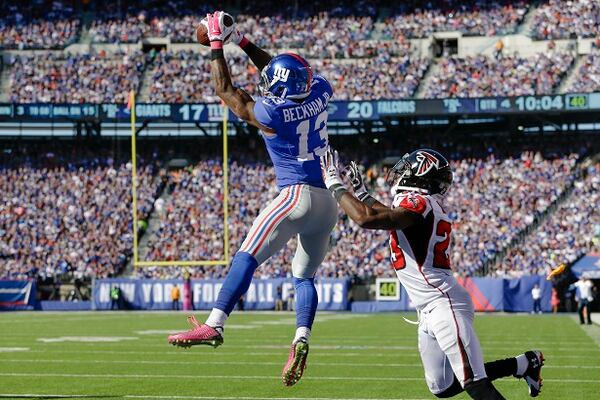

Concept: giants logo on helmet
[[415, 151, 440, 176], [271, 66, 290, 84]]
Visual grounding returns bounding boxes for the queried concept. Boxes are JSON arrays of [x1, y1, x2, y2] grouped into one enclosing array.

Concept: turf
[[0, 311, 598, 400]]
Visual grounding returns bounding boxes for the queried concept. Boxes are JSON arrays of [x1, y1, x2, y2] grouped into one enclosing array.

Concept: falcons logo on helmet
[[415, 151, 440, 176]]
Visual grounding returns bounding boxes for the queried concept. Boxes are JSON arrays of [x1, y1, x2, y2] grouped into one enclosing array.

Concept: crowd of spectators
[[2, 1, 599, 49], [145, 47, 428, 103], [0, 154, 160, 281], [313, 52, 429, 100], [6, 47, 579, 103], [1, 136, 595, 282], [8, 50, 145, 103], [88, 16, 147, 44], [146, 50, 258, 103], [425, 52, 574, 98], [135, 144, 585, 280], [445, 152, 579, 276], [497, 162, 600, 277], [380, 0, 528, 39], [0, 0, 80, 49], [569, 51, 600, 93], [530, 0, 600, 40]]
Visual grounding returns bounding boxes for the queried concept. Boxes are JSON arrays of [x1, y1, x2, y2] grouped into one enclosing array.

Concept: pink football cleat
[[167, 315, 223, 348], [282, 338, 309, 386]]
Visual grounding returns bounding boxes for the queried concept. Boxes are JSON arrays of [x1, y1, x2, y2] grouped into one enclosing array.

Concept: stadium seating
[[425, 52, 575, 98], [8, 51, 145, 103], [380, 0, 528, 38], [0, 151, 161, 280], [1, 0, 599, 285], [569, 52, 600, 94], [0, 0, 80, 49], [133, 143, 585, 280], [146, 50, 258, 103], [530, 0, 600, 40], [498, 163, 600, 277]]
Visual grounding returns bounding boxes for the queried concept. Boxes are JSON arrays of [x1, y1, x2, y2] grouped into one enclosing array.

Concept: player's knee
[[291, 262, 317, 279], [231, 251, 259, 272], [293, 277, 316, 291], [464, 378, 506, 400]]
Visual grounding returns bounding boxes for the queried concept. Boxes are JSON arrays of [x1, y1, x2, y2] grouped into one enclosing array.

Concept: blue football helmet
[[259, 53, 313, 100]]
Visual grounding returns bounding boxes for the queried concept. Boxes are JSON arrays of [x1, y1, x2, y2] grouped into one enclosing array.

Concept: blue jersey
[[253, 75, 333, 190]]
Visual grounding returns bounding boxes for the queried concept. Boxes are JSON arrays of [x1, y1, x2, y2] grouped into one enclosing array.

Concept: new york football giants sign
[[92, 278, 349, 311]]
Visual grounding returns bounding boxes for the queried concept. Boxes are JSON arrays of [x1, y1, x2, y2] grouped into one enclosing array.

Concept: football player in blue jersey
[[168, 11, 337, 386]]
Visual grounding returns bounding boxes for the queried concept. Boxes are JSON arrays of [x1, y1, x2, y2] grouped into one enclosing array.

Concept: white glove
[[226, 28, 246, 46], [320, 147, 345, 192], [345, 161, 369, 199]]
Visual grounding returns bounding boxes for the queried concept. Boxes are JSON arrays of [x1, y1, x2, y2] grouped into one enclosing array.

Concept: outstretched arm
[[229, 29, 272, 71], [336, 191, 420, 230], [321, 149, 420, 230], [207, 13, 273, 133]]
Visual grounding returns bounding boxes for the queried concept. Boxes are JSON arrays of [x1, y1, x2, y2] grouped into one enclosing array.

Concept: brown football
[[196, 14, 234, 46]]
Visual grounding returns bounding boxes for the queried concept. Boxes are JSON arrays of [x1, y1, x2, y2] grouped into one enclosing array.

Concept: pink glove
[[206, 11, 235, 49]]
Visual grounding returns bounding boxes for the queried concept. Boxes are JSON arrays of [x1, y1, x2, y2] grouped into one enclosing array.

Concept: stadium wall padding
[[39, 301, 92, 311], [91, 278, 348, 311], [502, 275, 552, 312], [0, 280, 36, 310], [88, 277, 552, 312]]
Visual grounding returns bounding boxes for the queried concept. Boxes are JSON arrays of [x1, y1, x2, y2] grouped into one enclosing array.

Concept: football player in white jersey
[[320, 148, 544, 399]]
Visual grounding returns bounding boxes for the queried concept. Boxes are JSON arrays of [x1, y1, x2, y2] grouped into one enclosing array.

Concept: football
[[196, 13, 235, 46]]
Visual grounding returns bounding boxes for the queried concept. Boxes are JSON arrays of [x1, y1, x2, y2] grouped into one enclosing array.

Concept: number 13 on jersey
[[296, 110, 329, 162]]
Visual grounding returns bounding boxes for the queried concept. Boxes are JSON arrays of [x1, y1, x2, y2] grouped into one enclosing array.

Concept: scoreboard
[[0, 92, 598, 122]]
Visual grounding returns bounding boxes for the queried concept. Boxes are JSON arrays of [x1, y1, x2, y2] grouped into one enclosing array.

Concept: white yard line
[[0, 372, 597, 384], [125, 396, 431, 400], [573, 315, 600, 349], [0, 395, 430, 400], [9, 348, 600, 360], [1, 358, 599, 369], [19, 340, 599, 352]]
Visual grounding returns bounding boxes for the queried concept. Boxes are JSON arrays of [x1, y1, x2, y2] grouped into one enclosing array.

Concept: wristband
[[211, 48, 224, 60], [210, 40, 223, 50], [238, 36, 250, 48], [329, 184, 348, 201], [362, 195, 377, 207], [240, 41, 259, 55]]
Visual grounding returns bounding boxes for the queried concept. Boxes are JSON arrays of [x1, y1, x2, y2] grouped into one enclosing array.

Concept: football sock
[[515, 354, 529, 376], [206, 308, 228, 332], [293, 327, 311, 343], [294, 277, 318, 331], [212, 252, 258, 316], [436, 357, 518, 399], [484, 358, 518, 380], [464, 378, 506, 400]]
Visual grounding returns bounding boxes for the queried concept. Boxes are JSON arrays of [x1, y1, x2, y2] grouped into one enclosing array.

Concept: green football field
[[0, 311, 598, 400]]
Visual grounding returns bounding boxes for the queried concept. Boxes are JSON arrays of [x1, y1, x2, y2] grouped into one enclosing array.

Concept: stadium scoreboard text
[[1, 92, 598, 122], [375, 278, 401, 301]]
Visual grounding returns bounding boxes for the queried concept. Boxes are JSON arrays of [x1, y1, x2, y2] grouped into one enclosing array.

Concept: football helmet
[[386, 149, 453, 195], [259, 53, 313, 100]]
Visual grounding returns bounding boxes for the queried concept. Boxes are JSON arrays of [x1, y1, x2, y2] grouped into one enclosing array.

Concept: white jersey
[[389, 192, 458, 310]]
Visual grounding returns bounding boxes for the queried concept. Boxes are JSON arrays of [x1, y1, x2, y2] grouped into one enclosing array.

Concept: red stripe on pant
[[250, 185, 302, 256], [446, 293, 474, 384], [240, 186, 292, 253]]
